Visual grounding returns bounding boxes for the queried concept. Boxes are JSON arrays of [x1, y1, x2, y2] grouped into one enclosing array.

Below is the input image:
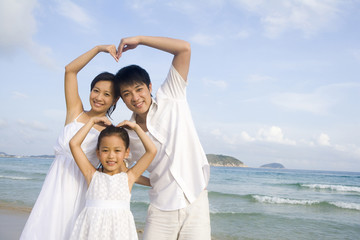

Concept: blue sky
[[1, 0, 360, 172]]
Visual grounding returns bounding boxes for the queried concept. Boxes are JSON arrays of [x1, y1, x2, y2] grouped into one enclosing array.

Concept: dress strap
[[74, 112, 85, 122]]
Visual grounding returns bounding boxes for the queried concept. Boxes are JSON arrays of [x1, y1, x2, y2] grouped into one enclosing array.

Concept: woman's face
[[89, 81, 115, 114]]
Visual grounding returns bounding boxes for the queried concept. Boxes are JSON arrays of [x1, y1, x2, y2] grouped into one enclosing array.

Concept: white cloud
[[257, 126, 296, 145], [167, 0, 224, 16], [166, 1, 196, 15], [210, 128, 222, 136], [332, 143, 360, 159], [317, 133, 330, 146], [208, 125, 243, 145], [209, 124, 296, 146], [334, 144, 345, 152], [201, 121, 360, 171], [299, 139, 315, 147], [349, 145, 360, 158], [271, 91, 330, 114], [245, 74, 274, 83], [315, 134, 360, 159], [0, 0, 38, 53], [202, 78, 228, 89], [0, 0, 58, 69], [233, 0, 342, 38], [223, 135, 239, 145], [27, 41, 59, 70], [190, 33, 221, 46], [56, 0, 94, 29], [43, 109, 65, 120], [12, 91, 28, 99], [0, 119, 7, 128], [241, 131, 255, 142], [17, 119, 49, 132], [272, 82, 360, 114], [128, 0, 157, 10], [349, 48, 360, 61], [235, 30, 251, 39], [190, 27, 250, 45]]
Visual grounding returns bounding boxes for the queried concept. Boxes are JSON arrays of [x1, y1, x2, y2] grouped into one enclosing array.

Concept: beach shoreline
[[0, 204, 29, 240], [0, 203, 214, 240], [0, 203, 148, 240]]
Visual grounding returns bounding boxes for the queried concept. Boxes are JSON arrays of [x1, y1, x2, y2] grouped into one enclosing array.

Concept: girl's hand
[[116, 36, 141, 59], [117, 120, 138, 130], [98, 45, 118, 62], [92, 116, 112, 127]]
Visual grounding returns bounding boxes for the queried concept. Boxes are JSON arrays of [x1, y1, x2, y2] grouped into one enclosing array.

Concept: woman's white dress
[[20, 113, 100, 240], [70, 171, 138, 240]]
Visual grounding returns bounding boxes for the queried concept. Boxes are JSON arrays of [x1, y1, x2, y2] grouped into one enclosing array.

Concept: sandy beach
[[0, 204, 146, 240], [0, 205, 29, 240]]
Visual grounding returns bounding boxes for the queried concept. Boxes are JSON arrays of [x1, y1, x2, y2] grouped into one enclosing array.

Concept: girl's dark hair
[[114, 65, 151, 97], [96, 125, 129, 150], [90, 72, 120, 117]]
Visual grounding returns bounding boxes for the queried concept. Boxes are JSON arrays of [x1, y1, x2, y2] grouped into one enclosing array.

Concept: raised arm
[[116, 36, 191, 81], [64, 45, 118, 125], [69, 116, 112, 185], [117, 120, 157, 191]]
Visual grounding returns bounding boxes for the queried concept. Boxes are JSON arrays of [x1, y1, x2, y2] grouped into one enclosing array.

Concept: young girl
[[69, 117, 157, 240], [20, 45, 120, 240]]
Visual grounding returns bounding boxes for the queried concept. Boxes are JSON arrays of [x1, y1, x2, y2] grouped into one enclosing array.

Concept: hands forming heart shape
[[104, 36, 141, 62]]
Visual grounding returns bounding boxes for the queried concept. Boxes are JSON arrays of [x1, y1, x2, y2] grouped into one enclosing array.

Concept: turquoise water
[[1, 157, 359, 239]]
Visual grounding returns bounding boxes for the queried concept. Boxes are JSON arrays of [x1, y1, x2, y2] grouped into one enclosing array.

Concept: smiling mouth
[[134, 102, 143, 108], [106, 161, 116, 166], [94, 101, 104, 107]]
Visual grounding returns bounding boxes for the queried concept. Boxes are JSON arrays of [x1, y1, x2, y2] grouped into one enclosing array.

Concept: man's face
[[120, 82, 152, 117]]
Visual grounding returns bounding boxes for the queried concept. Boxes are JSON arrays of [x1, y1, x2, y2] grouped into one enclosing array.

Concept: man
[[115, 36, 211, 240]]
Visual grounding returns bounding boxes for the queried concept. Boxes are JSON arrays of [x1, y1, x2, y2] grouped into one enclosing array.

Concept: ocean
[[0, 157, 359, 240]]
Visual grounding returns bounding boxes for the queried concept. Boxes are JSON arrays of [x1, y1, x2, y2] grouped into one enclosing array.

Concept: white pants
[[143, 190, 211, 240]]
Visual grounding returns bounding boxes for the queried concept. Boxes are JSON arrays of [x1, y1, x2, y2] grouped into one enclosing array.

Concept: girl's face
[[97, 135, 129, 175], [89, 81, 115, 114]]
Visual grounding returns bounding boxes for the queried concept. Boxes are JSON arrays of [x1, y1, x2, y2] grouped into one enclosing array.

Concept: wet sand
[[0, 207, 29, 240], [0, 204, 145, 240]]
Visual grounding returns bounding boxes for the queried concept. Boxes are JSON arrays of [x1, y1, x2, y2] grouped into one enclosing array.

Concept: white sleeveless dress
[[70, 171, 138, 240], [20, 113, 100, 240]]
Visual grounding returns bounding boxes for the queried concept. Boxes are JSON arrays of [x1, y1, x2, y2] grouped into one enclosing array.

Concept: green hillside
[[206, 154, 246, 167]]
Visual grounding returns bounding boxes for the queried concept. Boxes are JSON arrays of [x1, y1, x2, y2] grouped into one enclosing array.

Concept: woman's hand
[[98, 45, 118, 62], [91, 116, 112, 127]]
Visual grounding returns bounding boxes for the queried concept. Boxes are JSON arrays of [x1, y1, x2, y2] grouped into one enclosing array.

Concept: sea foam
[[252, 195, 360, 211], [252, 195, 320, 205], [301, 184, 360, 193], [0, 175, 32, 180], [330, 201, 360, 211]]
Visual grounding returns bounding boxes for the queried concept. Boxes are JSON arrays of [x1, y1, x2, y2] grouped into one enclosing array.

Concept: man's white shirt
[[127, 65, 210, 211]]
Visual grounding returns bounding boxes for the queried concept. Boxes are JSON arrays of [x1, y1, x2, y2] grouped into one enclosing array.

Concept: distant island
[[206, 154, 247, 167], [260, 163, 285, 169]]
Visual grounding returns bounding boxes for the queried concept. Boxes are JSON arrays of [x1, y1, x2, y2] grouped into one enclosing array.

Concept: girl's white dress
[[70, 171, 138, 240], [20, 113, 100, 240]]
